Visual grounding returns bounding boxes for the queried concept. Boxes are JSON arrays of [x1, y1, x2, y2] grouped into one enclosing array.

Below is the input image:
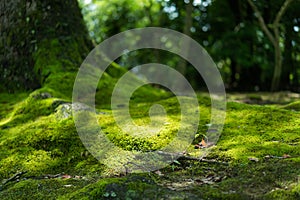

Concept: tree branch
[[274, 0, 294, 26], [246, 0, 276, 46]]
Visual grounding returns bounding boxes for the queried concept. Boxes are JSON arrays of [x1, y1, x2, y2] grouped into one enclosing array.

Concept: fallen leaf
[[62, 174, 72, 179], [155, 170, 164, 176], [201, 139, 207, 147], [282, 154, 291, 158]]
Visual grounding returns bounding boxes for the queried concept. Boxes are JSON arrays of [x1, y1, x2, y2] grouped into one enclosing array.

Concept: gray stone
[[32, 92, 52, 99], [55, 102, 95, 119]]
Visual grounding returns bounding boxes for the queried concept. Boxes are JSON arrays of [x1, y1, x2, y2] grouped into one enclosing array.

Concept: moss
[[213, 102, 300, 164], [0, 178, 94, 200], [33, 38, 84, 98], [1, 89, 300, 199], [281, 101, 300, 111], [0, 94, 54, 127], [98, 97, 180, 151], [105, 62, 127, 78], [60, 174, 193, 200], [33, 38, 86, 83], [0, 92, 29, 123], [95, 65, 172, 108], [0, 91, 105, 179], [42, 72, 77, 99], [32, 38, 171, 106]]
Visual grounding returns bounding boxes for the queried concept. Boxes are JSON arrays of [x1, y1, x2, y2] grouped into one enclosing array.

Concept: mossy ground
[[0, 88, 300, 199]]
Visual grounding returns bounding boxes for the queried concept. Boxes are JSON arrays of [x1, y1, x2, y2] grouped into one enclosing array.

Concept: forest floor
[[0, 91, 299, 199]]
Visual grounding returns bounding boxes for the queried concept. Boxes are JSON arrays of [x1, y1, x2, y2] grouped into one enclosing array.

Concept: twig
[[156, 151, 228, 165], [178, 156, 229, 165], [26, 173, 62, 180], [1, 171, 27, 186], [264, 155, 297, 159], [247, 0, 275, 45]]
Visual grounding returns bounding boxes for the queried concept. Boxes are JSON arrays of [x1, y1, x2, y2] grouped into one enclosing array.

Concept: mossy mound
[[214, 102, 300, 163], [0, 88, 300, 199], [0, 94, 102, 179], [60, 174, 198, 200], [281, 101, 300, 111], [0, 174, 198, 200]]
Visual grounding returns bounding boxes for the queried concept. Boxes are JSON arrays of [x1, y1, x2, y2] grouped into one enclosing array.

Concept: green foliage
[[78, 0, 300, 91], [79, 0, 161, 43]]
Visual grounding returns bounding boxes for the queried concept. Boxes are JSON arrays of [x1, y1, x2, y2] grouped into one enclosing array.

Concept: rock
[[72, 102, 94, 112], [32, 92, 52, 99], [55, 102, 95, 119]]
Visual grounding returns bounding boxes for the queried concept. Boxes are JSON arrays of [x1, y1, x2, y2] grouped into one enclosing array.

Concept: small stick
[[156, 151, 228, 165], [179, 156, 229, 165], [1, 171, 27, 186]]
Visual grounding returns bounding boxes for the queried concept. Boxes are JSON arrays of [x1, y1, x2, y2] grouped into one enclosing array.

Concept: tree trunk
[[271, 36, 282, 91], [177, 0, 193, 76], [0, 0, 92, 93], [282, 24, 294, 90], [247, 0, 294, 91]]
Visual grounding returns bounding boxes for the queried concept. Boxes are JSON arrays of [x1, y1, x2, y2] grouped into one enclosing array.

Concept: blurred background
[[1, 0, 300, 93], [79, 0, 300, 92]]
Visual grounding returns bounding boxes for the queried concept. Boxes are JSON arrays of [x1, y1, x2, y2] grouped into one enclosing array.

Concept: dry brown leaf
[[282, 154, 291, 158], [62, 174, 72, 179]]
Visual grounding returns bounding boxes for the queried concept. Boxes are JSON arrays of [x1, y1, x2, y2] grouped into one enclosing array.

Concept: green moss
[[0, 92, 29, 123], [0, 94, 54, 127], [60, 174, 191, 200], [34, 39, 83, 81], [247, 93, 263, 100], [0, 91, 105, 179], [212, 102, 300, 164], [32, 37, 171, 105], [0, 178, 94, 200], [42, 72, 77, 99], [281, 101, 300, 111], [32, 38, 83, 98], [1, 89, 300, 199], [105, 62, 127, 78]]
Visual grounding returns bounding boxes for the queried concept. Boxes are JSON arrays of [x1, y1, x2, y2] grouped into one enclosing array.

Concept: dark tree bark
[[0, 0, 92, 92]]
